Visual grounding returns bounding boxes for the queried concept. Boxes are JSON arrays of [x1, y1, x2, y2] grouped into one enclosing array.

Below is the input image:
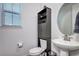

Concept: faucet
[[64, 34, 71, 41]]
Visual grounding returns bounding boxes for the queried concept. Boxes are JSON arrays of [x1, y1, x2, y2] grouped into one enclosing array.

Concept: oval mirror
[[57, 3, 74, 35]]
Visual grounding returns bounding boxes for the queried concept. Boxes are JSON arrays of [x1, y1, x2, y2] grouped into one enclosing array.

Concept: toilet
[[29, 39, 47, 56]]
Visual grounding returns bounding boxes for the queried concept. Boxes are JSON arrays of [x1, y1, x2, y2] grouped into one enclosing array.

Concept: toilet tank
[[40, 39, 47, 49]]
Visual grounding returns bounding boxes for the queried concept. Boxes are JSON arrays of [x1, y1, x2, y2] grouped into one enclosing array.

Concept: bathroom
[[0, 3, 79, 56]]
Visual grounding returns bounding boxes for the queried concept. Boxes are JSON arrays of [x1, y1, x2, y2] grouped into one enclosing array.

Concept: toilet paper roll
[[17, 42, 23, 48]]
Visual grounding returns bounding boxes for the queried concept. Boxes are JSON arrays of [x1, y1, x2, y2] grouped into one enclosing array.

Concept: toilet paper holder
[[17, 42, 23, 48]]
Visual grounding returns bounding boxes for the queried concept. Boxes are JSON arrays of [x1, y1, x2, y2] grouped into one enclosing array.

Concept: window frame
[[0, 3, 21, 27]]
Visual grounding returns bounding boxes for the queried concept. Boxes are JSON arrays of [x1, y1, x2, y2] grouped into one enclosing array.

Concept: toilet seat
[[29, 47, 45, 56], [29, 39, 47, 56]]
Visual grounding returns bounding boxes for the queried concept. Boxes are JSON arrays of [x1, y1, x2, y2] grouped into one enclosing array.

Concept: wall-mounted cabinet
[[38, 6, 51, 39]]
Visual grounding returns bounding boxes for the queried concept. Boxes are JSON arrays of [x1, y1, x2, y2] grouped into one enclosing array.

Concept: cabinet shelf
[[38, 8, 46, 14], [39, 15, 46, 19], [38, 9, 47, 24]]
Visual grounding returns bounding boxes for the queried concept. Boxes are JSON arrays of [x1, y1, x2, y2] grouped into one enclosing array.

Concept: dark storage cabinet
[[38, 6, 51, 56], [38, 7, 51, 39]]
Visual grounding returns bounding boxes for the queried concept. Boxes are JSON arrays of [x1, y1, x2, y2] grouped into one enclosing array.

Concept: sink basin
[[52, 38, 79, 51]]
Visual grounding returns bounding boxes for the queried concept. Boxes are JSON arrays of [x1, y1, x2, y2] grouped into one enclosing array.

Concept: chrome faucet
[[64, 34, 70, 41]]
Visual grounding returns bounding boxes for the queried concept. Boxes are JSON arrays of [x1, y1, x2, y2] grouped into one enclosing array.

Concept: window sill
[[0, 25, 22, 28]]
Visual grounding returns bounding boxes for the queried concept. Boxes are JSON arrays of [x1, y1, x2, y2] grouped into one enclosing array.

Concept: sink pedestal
[[60, 49, 69, 56]]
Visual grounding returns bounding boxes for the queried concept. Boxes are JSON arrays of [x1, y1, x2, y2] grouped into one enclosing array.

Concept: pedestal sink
[[52, 38, 79, 56]]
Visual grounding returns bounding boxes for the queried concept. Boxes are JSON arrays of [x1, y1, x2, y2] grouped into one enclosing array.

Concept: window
[[0, 3, 21, 26]]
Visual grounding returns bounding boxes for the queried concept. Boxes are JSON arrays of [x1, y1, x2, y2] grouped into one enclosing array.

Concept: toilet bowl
[[29, 39, 47, 56]]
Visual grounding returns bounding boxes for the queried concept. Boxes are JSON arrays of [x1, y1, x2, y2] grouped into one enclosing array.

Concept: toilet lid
[[29, 47, 42, 54]]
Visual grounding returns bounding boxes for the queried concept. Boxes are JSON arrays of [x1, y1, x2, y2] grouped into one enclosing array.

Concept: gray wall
[[0, 3, 63, 56], [70, 4, 79, 56]]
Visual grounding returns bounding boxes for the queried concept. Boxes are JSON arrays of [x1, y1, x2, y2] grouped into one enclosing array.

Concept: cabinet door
[[38, 22, 47, 39]]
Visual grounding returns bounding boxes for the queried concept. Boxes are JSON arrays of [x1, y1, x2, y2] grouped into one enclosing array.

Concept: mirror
[[57, 3, 74, 35]]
